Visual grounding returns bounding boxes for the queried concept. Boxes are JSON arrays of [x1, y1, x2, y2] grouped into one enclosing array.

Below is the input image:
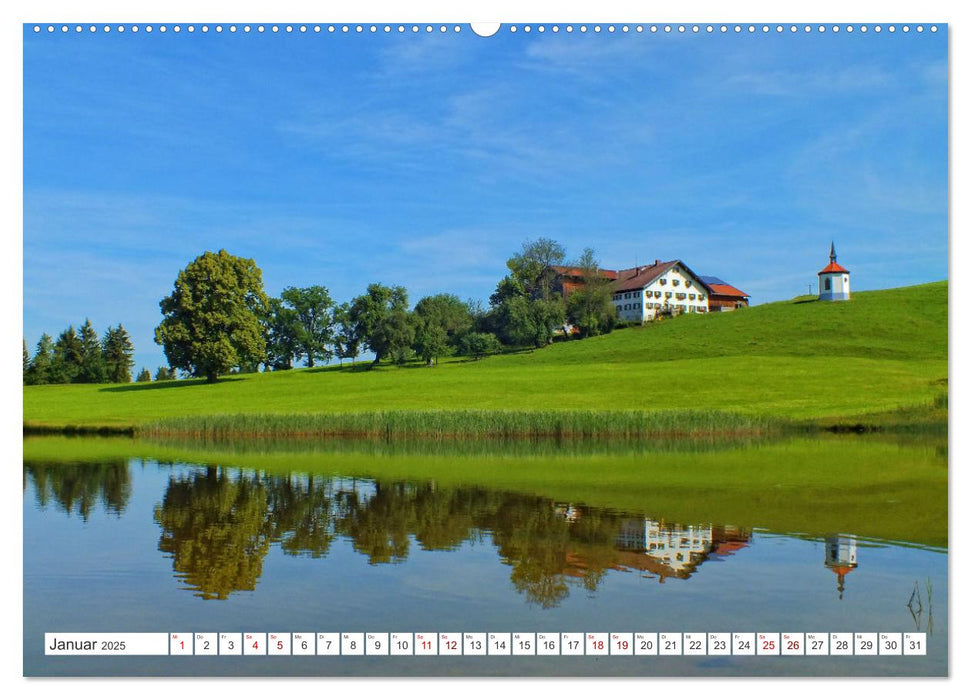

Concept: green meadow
[[23, 282, 947, 434]]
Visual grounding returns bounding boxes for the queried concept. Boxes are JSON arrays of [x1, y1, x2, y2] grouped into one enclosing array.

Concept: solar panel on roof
[[699, 276, 727, 286]]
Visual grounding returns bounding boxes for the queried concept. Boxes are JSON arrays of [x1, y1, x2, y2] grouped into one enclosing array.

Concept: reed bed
[[142, 409, 781, 441]]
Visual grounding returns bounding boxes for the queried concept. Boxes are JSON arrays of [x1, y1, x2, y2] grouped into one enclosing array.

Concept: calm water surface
[[23, 438, 947, 676]]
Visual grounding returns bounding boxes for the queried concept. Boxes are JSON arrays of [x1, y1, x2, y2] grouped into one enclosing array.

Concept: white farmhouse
[[818, 242, 851, 301], [611, 260, 710, 323]]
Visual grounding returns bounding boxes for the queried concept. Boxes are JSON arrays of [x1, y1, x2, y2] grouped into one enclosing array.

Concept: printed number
[[617, 640, 628, 651], [179, 641, 184, 649], [203, 641, 210, 650], [349, 641, 357, 650], [713, 641, 727, 651], [811, 640, 822, 650], [738, 641, 751, 650], [101, 641, 125, 651], [397, 640, 410, 650], [884, 640, 898, 651], [518, 640, 531, 650], [762, 640, 775, 651], [421, 640, 432, 650], [860, 640, 873, 650], [592, 641, 604, 651], [836, 640, 848, 650], [227, 641, 235, 650], [252, 641, 258, 650], [909, 640, 922, 650], [640, 640, 654, 650], [689, 641, 702, 651], [301, 641, 308, 650], [277, 641, 284, 650], [445, 641, 457, 651], [325, 640, 332, 649], [543, 641, 555, 650], [664, 641, 676, 650], [373, 640, 381, 650], [787, 640, 799, 651], [495, 640, 506, 650], [568, 641, 579, 650], [469, 640, 482, 651]]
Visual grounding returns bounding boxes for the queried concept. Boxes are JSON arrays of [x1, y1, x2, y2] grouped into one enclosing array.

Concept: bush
[[456, 332, 503, 360]]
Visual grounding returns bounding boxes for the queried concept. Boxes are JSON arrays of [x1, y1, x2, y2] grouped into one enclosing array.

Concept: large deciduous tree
[[565, 247, 617, 338], [155, 250, 269, 383], [348, 284, 413, 366], [263, 297, 301, 371], [507, 237, 566, 301], [412, 294, 473, 366], [332, 302, 360, 367], [280, 285, 334, 368]]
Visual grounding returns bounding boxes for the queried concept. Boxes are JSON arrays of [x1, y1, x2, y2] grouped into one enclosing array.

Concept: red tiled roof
[[550, 265, 619, 280], [708, 283, 749, 299], [818, 261, 850, 274], [612, 261, 678, 292]]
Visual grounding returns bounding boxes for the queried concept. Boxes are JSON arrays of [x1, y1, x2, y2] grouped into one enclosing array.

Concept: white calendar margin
[[7, 0, 966, 698]]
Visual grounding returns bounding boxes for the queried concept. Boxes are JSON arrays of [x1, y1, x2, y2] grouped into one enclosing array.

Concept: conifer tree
[[102, 325, 135, 383], [26, 333, 54, 385], [77, 318, 106, 383], [50, 326, 83, 384]]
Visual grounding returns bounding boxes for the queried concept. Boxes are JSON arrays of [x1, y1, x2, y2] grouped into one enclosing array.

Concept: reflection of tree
[[24, 461, 130, 520], [336, 482, 416, 564], [266, 475, 337, 558], [154, 468, 271, 600], [489, 494, 617, 608]]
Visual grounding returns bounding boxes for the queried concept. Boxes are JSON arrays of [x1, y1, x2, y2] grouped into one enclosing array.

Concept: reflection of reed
[[907, 580, 923, 631], [907, 578, 935, 635], [927, 577, 934, 636]]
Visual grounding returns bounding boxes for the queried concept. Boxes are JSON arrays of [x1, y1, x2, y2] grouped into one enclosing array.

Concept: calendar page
[[21, 3, 949, 684]]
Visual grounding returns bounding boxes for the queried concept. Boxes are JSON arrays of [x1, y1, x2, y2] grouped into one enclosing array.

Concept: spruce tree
[[136, 367, 152, 382], [50, 326, 83, 384], [102, 325, 135, 383], [27, 333, 54, 385], [77, 319, 106, 383]]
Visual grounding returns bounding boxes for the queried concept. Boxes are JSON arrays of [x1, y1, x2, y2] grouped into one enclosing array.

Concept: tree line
[[155, 239, 618, 382], [24, 238, 618, 385], [23, 320, 138, 385]]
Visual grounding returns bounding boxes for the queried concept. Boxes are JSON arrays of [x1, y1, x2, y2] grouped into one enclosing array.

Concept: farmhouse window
[[673, 279, 680, 286]]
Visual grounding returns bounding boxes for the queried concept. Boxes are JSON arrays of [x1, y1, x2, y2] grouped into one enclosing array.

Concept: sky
[[22, 23, 948, 372]]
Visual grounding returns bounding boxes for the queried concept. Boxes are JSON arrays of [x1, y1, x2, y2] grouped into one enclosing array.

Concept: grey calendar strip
[[45, 632, 926, 656]]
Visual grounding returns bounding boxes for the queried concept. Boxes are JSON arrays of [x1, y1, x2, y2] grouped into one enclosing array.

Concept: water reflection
[[24, 461, 130, 520], [825, 535, 858, 599], [26, 460, 940, 612], [148, 468, 755, 606]]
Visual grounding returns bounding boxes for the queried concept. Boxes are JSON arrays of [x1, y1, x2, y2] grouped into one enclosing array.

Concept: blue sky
[[23, 24, 948, 372]]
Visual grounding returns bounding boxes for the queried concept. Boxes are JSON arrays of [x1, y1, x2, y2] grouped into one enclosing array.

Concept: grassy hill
[[23, 282, 948, 433]]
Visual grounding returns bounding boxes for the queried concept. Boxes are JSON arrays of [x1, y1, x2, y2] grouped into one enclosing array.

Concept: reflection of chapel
[[824, 534, 858, 599]]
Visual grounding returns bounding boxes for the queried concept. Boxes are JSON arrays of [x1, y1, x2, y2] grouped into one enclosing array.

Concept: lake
[[22, 434, 947, 676]]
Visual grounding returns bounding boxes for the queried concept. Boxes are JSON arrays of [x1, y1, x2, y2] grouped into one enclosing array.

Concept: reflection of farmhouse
[[551, 261, 749, 324], [614, 519, 751, 582], [824, 534, 858, 599]]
